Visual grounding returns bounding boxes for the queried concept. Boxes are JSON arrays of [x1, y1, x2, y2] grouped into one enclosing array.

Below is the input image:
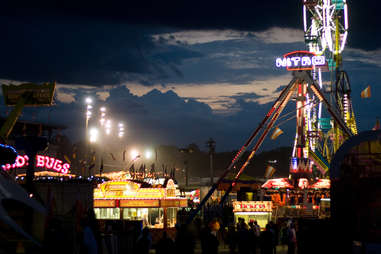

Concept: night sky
[[0, 0, 380, 152]]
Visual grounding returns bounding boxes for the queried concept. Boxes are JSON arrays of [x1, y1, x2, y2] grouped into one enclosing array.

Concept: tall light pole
[[85, 97, 93, 131], [118, 122, 124, 138], [179, 147, 193, 187], [84, 97, 93, 177], [207, 138, 216, 185]]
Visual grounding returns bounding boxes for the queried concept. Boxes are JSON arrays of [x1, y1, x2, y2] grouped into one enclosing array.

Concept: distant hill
[[174, 146, 293, 179]]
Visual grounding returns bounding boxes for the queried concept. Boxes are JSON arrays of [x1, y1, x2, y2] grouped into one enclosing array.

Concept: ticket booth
[[233, 201, 273, 230]]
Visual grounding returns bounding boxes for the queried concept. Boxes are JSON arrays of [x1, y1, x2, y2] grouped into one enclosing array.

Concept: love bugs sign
[[2, 155, 71, 174]]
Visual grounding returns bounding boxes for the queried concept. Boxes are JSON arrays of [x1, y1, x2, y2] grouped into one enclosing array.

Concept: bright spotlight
[[145, 150, 152, 159], [89, 127, 99, 143], [100, 107, 106, 112], [85, 97, 92, 104], [130, 149, 139, 159]]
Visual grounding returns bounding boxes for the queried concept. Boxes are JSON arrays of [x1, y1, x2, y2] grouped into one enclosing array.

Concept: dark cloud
[[0, 16, 202, 85]]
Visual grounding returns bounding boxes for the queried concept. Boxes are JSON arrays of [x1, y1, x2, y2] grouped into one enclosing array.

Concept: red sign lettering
[[2, 155, 71, 174]]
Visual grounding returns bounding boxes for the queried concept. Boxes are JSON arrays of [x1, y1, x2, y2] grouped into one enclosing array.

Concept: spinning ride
[[187, 0, 357, 223]]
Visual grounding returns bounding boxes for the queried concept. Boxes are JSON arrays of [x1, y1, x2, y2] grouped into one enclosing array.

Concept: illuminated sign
[[275, 51, 326, 71], [233, 201, 273, 212], [2, 155, 70, 174], [94, 199, 116, 208], [120, 199, 160, 208]]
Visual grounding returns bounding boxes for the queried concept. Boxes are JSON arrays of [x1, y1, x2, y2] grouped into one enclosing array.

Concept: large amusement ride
[[188, 0, 357, 222]]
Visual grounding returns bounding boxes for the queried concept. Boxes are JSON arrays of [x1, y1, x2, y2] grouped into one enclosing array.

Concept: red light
[[36, 155, 45, 167]]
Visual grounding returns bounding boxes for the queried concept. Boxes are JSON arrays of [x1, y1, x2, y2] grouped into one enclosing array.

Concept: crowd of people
[[223, 218, 297, 254], [42, 208, 299, 254]]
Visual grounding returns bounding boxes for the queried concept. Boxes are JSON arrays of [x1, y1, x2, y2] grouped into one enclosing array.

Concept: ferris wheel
[[303, 0, 348, 55]]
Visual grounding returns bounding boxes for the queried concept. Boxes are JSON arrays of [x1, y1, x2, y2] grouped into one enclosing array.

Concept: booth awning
[[261, 178, 294, 189], [310, 179, 330, 189]]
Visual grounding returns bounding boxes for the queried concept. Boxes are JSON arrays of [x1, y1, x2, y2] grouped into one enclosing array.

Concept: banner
[[271, 127, 283, 140], [264, 165, 276, 178], [361, 85, 371, 98]]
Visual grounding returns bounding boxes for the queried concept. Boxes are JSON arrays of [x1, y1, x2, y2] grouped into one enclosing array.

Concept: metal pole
[[210, 152, 213, 185]]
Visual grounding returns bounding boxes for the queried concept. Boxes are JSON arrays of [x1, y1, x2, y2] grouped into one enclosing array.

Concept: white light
[[145, 150, 152, 159], [118, 123, 124, 127], [130, 149, 139, 159], [85, 97, 92, 104], [100, 107, 106, 112], [89, 128, 99, 143], [106, 128, 111, 135], [87, 105, 93, 109], [275, 55, 325, 69]]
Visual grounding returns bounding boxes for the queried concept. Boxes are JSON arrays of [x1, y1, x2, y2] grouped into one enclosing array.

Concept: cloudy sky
[[0, 0, 380, 152]]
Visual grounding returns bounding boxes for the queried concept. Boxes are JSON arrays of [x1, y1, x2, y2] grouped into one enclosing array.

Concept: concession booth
[[233, 201, 273, 230], [93, 178, 187, 229]]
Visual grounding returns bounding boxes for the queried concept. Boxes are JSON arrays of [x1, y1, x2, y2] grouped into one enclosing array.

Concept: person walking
[[135, 227, 152, 254], [287, 222, 297, 254], [156, 231, 175, 254], [80, 217, 98, 254], [260, 224, 274, 254], [226, 225, 237, 254], [248, 221, 258, 254], [175, 224, 195, 254], [237, 222, 251, 254]]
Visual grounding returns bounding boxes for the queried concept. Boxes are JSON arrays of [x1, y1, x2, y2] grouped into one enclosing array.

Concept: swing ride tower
[[186, 0, 358, 223]]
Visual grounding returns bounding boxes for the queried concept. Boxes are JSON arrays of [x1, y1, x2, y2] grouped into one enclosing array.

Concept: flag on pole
[[72, 145, 77, 159], [271, 127, 284, 140], [100, 157, 104, 174], [130, 163, 135, 177], [264, 165, 276, 178], [64, 155, 71, 164], [361, 85, 371, 98], [150, 163, 155, 173], [372, 118, 380, 130]]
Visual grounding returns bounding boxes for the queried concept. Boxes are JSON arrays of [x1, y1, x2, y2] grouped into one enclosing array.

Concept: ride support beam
[[186, 77, 297, 224], [219, 81, 296, 205]]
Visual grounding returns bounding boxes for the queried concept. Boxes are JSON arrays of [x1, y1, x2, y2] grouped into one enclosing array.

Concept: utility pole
[[179, 146, 194, 187], [207, 138, 216, 186]]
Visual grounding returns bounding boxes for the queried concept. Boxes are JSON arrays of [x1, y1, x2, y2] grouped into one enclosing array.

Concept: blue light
[[0, 143, 17, 154], [291, 157, 298, 170]]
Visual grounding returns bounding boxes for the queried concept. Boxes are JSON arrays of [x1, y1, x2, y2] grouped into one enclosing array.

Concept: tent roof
[[261, 178, 294, 189]]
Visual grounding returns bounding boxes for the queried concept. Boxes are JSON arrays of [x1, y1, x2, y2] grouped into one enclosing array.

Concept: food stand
[[93, 179, 187, 229], [233, 201, 273, 229]]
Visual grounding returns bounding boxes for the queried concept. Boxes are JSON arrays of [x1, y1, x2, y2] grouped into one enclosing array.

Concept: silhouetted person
[[156, 231, 175, 254], [260, 224, 274, 254], [80, 217, 98, 254], [135, 227, 152, 254], [287, 222, 296, 254], [175, 224, 195, 254], [237, 222, 250, 254], [44, 218, 67, 254], [268, 221, 278, 254], [226, 225, 237, 254]]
